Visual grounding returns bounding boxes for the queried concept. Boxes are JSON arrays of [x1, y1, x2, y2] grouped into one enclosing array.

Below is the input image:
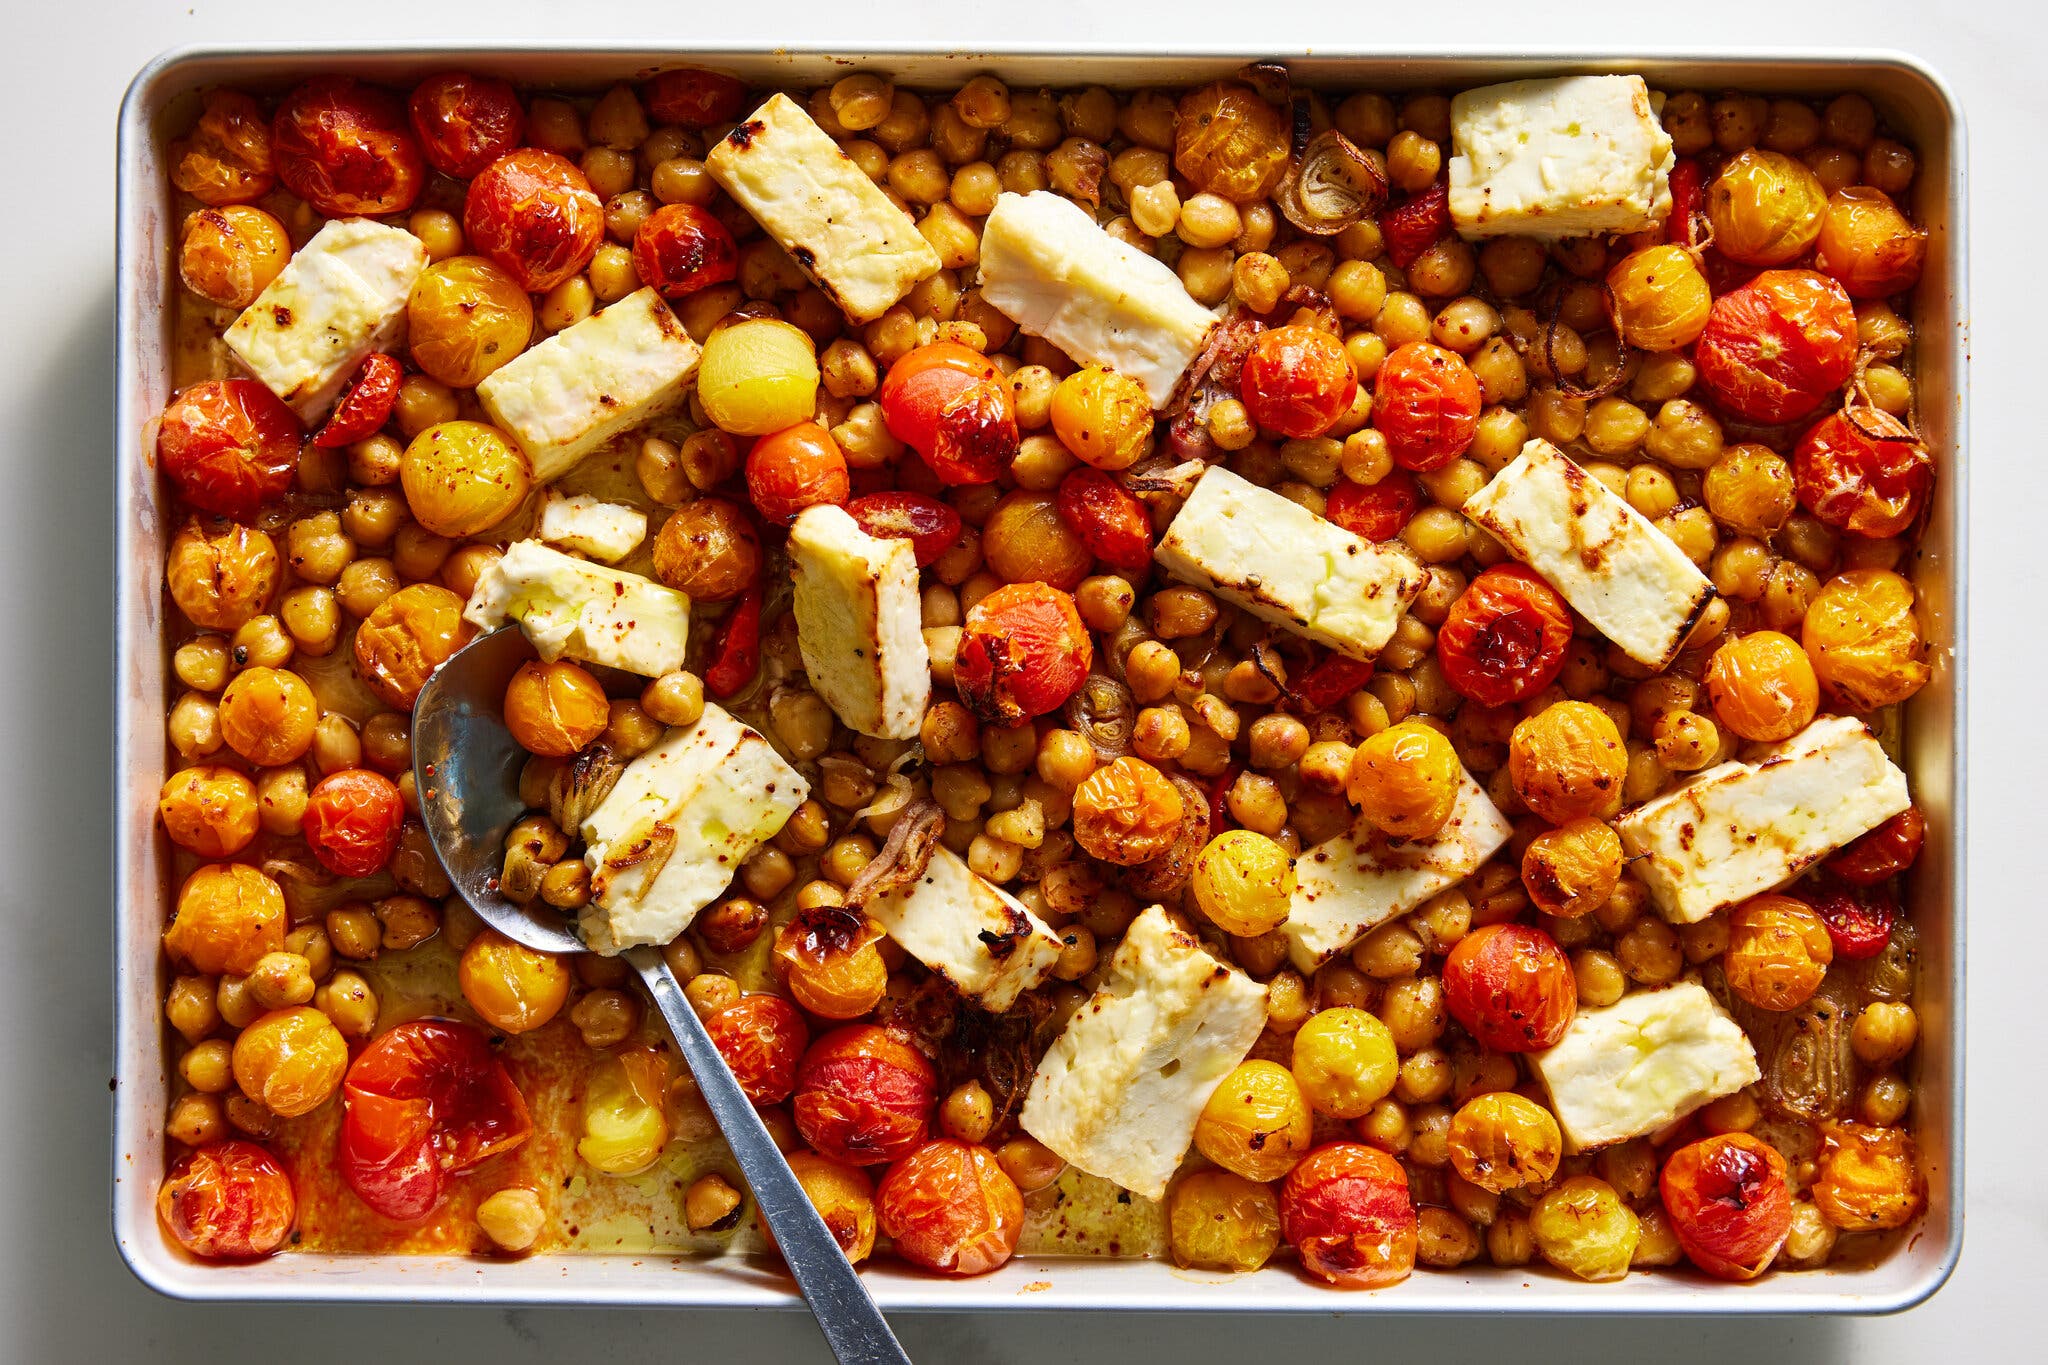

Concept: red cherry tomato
[[1443, 922, 1577, 1052], [1238, 324, 1359, 439], [954, 582, 1094, 726], [1279, 1143, 1419, 1289], [632, 203, 739, 299], [847, 491, 962, 567], [1373, 341, 1482, 472], [1290, 653, 1376, 714], [1807, 882, 1900, 961], [1324, 472, 1422, 542], [792, 1025, 937, 1166], [1435, 565, 1573, 708], [644, 68, 750, 128], [1381, 177, 1450, 270], [1794, 408, 1933, 538], [1659, 1132, 1793, 1281], [704, 994, 809, 1105], [1826, 806, 1926, 887], [1055, 466, 1154, 572], [878, 343, 1019, 485], [313, 353, 404, 449], [746, 422, 851, 525], [302, 769, 406, 877], [271, 77, 425, 218], [1696, 269, 1858, 425], [156, 379, 303, 518], [1667, 157, 1705, 247], [704, 588, 763, 700], [339, 1019, 532, 1222], [875, 1139, 1025, 1276], [463, 148, 605, 294], [407, 72, 525, 178], [157, 1140, 296, 1260]]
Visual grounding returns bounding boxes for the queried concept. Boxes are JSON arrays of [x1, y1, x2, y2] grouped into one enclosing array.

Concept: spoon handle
[[627, 947, 912, 1365]]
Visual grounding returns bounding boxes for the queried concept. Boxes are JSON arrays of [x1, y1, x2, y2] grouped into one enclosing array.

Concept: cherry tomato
[[407, 72, 525, 178], [1659, 1132, 1793, 1281], [1807, 882, 1900, 961], [463, 148, 605, 294], [846, 491, 963, 567], [792, 1024, 937, 1166], [644, 68, 750, 128], [1667, 157, 1705, 247], [1324, 471, 1422, 542], [303, 769, 406, 878], [875, 1139, 1025, 1276], [1696, 269, 1858, 425], [1055, 466, 1154, 572], [271, 77, 424, 218], [1373, 341, 1482, 471], [1436, 565, 1573, 708], [1794, 408, 1932, 538], [1381, 177, 1451, 270], [878, 343, 1018, 485], [1290, 653, 1376, 714], [704, 994, 809, 1105], [1279, 1143, 1419, 1289], [1826, 806, 1926, 887], [632, 203, 739, 299], [339, 1019, 532, 1222], [312, 353, 403, 449], [156, 379, 303, 519], [157, 1140, 296, 1260], [746, 422, 850, 525], [955, 582, 1093, 726], [1238, 324, 1359, 439], [704, 588, 762, 699], [1443, 922, 1578, 1052], [171, 89, 276, 207]]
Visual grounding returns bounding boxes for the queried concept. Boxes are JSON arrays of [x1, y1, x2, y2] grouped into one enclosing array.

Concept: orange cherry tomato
[[1826, 806, 1926, 888], [745, 422, 851, 525], [171, 90, 276, 207], [1659, 1132, 1793, 1281], [644, 68, 750, 128], [1324, 471, 1422, 542], [407, 72, 525, 178], [156, 379, 303, 519], [1055, 466, 1154, 573], [1435, 565, 1572, 708], [312, 353, 404, 449], [878, 342, 1019, 486], [1372, 341, 1482, 471], [633, 203, 739, 298], [954, 581, 1093, 726], [775, 908, 889, 1019], [847, 491, 963, 567], [1239, 324, 1359, 439], [1696, 269, 1858, 425], [302, 769, 406, 877], [704, 994, 810, 1105], [791, 1024, 937, 1166], [1794, 408, 1932, 538], [463, 148, 605, 294], [271, 77, 425, 218], [157, 1140, 296, 1260], [338, 1019, 532, 1222], [1443, 922, 1577, 1052], [876, 1139, 1025, 1276], [1279, 1143, 1419, 1289]]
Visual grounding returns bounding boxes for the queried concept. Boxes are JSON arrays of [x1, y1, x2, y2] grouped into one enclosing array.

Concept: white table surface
[[1, 2, 2035, 1359]]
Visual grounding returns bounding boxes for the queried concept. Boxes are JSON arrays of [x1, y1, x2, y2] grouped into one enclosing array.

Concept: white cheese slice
[[223, 219, 428, 422], [463, 539, 690, 678], [1530, 982, 1762, 1151], [538, 491, 648, 564], [865, 846, 1063, 1013], [475, 287, 700, 484], [578, 704, 808, 954], [1617, 715, 1912, 925], [1463, 439, 1714, 670], [1280, 768, 1513, 973], [1448, 76, 1675, 241], [1154, 465, 1426, 660], [787, 504, 929, 741], [1020, 905, 1268, 1201], [705, 93, 941, 324], [977, 191, 1219, 409]]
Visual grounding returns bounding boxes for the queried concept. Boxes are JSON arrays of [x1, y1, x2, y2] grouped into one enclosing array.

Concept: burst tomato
[[875, 1139, 1024, 1276], [1659, 1132, 1793, 1281], [302, 769, 406, 877], [1807, 882, 1900, 961], [1324, 471, 1421, 542], [1381, 177, 1450, 270], [1290, 653, 1376, 713], [954, 582, 1093, 726], [1279, 1143, 1419, 1289], [1055, 466, 1153, 572], [1826, 806, 1926, 887], [704, 994, 809, 1105], [313, 353, 403, 449], [1436, 565, 1572, 707], [1695, 269, 1858, 425], [1667, 156, 1705, 247], [644, 68, 750, 127], [1238, 324, 1359, 439], [463, 148, 605, 293], [846, 491, 962, 566], [157, 1140, 296, 1260], [339, 1019, 532, 1222], [746, 422, 851, 525], [271, 77, 424, 218], [878, 343, 1019, 485], [171, 89, 276, 206], [156, 379, 303, 518], [407, 72, 525, 178], [792, 1024, 937, 1166], [633, 203, 739, 298], [1794, 408, 1932, 538], [1373, 341, 1482, 471], [1443, 922, 1577, 1052]]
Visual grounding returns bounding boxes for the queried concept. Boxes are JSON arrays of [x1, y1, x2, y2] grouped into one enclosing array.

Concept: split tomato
[[644, 68, 750, 128], [633, 203, 739, 298], [407, 72, 524, 178], [1695, 269, 1858, 425], [1372, 342, 1481, 472], [158, 1140, 296, 1260], [1055, 466, 1153, 572], [1807, 882, 1901, 961], [1826, 806, 1926, 887], [846, 491, 962, 567], [1435, 565, 1573, 707], [312, 353, 403, 449], [954, 582, 1093, 726], [303, 769, 406, 877], [1659, 1133, 1793, 1281], [878, 342, 1018, 485], [156, 379, 303, 519], [1238, 324, 1358, 439], [1794, 408, 1932, 538], [1381, 177, 1450, 270], [272, 77, 424, 218], [1279, 1143, 1418, 1289], [463, 148, 605, 294], [1324, 472, 1421, 542], [704, 993, 809, 1105]]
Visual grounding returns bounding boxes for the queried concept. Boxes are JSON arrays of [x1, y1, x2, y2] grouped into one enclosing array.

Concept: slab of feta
[[538, 491, 648, 563], [463, 539, 690, 678], [864, 846, 1063, 1012], [474, 287, 700, 484], [1448, 76, 1675, 241], [705, 93, 941, 324], [1530, 982, 1761, 1151], [1617, 715, 1912, 925], [1281, 768, 1513, 973], [1020, 905, 1268, 1201], [577, 704, 808, 954], [977, 191, 1219, 409], [1463, 439, 1714, 670], [223, 219, 428, 423], [1155, 465, 1426, 660], [787, 504, 929, 740]]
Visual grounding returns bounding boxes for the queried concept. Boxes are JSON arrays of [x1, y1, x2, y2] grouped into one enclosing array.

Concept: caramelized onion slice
[[1064, 672, 1136, 760], [549, 742, 626, 834], [1276, 129, 1388, 236], [844, 796, 945, 907]]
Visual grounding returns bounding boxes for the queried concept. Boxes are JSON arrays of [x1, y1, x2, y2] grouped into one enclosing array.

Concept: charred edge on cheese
[[976, 907, 1032, 962], [726, 119, 765, 150]]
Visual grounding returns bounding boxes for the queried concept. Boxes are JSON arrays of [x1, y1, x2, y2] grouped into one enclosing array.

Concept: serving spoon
[[413, 625, 911, 1365]]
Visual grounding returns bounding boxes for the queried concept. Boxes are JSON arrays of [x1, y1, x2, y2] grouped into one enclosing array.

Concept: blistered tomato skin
[[1324, 472, 1422, 543], [1795, 408, 1932, 538], [1279, 1143, 1419, 1289], [954, 582, 1093, 726], [312, 354, 404, 449], [157, 1140, 296, 1260], [1168, 1169, 1284, 1272], [1725, 893, 1834, 1011], [847, 491, 962, 567], [1442, 922, 1577, 1052], [1373, 342, 1483, 471], [1802, 569, 1931, 711], [1239, 325, 1359, 439], [1382, 178, 1451, 270], [1659, 1132, 1793, 1280], [464, 149, 606, 294], [704, 994, 810, 1106], [879, 343, 1019, 485], [1056, 466, 1154, 573], [644, 68, 750, 128], [1073, 756, 1187, 865], [633, 203, 740, 298], [1816, 187, 1928, 298], [1812, 1121, 1926, 1231], [1696, 270, 1859, 425], [271, 78, 425, 218], [876, 1139, 1025, 1276], [157, 380, 304, 519], [353, 583, 473, 710], [1707, 150, 1828, 267], [1436, 565, 1572, 707], [652, 497, 763, 600], [775, 910, 890, 1019], [408, 72, 525, 178], [745, 423, 851, 525], [1807, 883, 1900, 961], [1705, 629, 1821, 743], [303, 769, 406, 877], [791, 1024, 937, 1166], [1826, 806, 1926, 887], [172, 90, 276, 206]]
